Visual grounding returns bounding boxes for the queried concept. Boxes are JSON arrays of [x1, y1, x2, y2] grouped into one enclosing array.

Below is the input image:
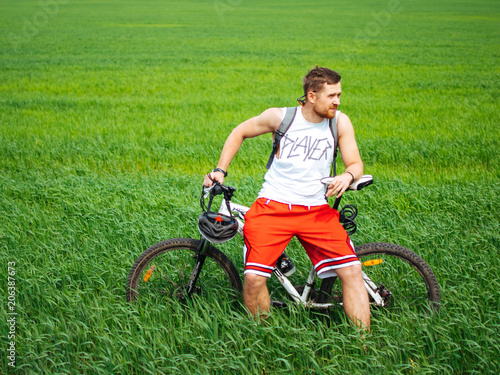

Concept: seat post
[[332, 196, 342, 210]]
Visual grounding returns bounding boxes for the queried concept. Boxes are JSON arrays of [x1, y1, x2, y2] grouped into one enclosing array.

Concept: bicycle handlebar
[[201, 181, 236, 213], [203, 182, 236, 199]]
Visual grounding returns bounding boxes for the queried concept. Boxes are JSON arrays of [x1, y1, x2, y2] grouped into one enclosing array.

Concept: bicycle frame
[[216, 181, 387, 309]]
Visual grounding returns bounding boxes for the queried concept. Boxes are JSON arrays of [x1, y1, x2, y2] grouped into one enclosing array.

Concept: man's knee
[[336, 263, 363, 282], [244, 273, 268, 290]]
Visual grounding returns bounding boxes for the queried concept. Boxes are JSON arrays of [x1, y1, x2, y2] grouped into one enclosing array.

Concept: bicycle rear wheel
[[126, 238, 242, 304], [319, 242, 440, 313]]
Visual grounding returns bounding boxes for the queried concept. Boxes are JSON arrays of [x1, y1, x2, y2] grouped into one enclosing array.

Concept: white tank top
[[258, 106, 337, 206]]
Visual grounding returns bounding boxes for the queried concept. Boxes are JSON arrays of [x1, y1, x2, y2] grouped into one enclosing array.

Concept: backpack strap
[[265, 107, 297, 169], [330, 110, 340, 177]]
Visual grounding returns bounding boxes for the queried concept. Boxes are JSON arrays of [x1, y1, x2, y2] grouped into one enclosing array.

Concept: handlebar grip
[[213, 184, 223, 195], [203, 182, 236, 197]]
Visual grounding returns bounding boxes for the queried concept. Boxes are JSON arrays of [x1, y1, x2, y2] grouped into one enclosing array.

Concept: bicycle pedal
[[271, 300, 288, 309], [276, 253, 296, 277]]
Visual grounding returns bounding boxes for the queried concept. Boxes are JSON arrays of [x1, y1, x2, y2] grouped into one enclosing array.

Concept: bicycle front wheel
[[126, 238, 242, 304], [319, 242, 441, 313]]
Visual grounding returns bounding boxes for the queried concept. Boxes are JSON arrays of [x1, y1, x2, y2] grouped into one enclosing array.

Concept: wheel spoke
[[361, 253, 433, 311], [127, 238, 242, 305], [318, 243, 440, 313]]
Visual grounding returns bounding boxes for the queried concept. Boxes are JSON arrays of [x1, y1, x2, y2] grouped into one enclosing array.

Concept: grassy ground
[[1, 0, 499, 373]]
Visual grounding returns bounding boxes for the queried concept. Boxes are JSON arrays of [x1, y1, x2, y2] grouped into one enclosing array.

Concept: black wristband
[[346, 171, 355, 185], [212, 168, 228, 177]]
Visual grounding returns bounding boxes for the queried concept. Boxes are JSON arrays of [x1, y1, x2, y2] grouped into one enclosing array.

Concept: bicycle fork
[[185, 238, 210, 297]]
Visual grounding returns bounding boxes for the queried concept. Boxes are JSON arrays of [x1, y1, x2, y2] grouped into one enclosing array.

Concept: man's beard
[[314, 105, 338, 119]]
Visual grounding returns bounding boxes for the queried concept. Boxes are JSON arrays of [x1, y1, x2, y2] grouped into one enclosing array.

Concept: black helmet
[[198, 211, 238, 244]]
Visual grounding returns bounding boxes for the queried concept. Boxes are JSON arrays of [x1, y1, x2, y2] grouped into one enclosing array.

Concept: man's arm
[[203, 108, 283, 186], [326, 113, 364, 198]]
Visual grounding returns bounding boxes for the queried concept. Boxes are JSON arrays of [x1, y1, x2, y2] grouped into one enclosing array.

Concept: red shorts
[[243, 198, 360, 278]]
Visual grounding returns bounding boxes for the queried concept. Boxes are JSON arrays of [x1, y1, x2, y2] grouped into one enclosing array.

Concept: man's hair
[[303, 66, 341, 95]]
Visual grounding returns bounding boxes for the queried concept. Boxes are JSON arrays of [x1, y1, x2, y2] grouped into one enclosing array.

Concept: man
[[203, 66, 370, 330]]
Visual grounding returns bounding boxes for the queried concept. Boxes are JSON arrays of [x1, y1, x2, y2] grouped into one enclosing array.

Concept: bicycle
[[126, 175, 441, 314]]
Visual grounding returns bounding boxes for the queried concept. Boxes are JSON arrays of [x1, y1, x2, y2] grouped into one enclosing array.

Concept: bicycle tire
[[126, 238, 242, 304], [318, 242, 441, 312]]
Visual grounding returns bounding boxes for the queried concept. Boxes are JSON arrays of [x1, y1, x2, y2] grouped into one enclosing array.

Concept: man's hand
[[325, 172, 354, 198], [203, 171, 225, 187]]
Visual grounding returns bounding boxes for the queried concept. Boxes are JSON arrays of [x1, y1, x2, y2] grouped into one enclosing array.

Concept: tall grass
[[1, 0, 499, 373]]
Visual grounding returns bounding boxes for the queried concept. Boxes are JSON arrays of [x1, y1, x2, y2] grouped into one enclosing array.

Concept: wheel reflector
[[143, 265, 156, 282], [362, 259, 383, 266]]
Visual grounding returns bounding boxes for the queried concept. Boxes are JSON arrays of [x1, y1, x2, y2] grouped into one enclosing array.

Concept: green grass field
[[1, 0, 499, 373]]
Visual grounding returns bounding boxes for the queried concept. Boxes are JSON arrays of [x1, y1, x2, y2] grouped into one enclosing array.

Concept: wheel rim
[[129, 245, 240, 305], [359, 252, 439, 313]]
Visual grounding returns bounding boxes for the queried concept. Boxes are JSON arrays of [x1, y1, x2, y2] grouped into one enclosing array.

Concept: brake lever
[[203, 174, 220, 199], [203, 185, 214, 199], [202, 176, 236, 201]]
